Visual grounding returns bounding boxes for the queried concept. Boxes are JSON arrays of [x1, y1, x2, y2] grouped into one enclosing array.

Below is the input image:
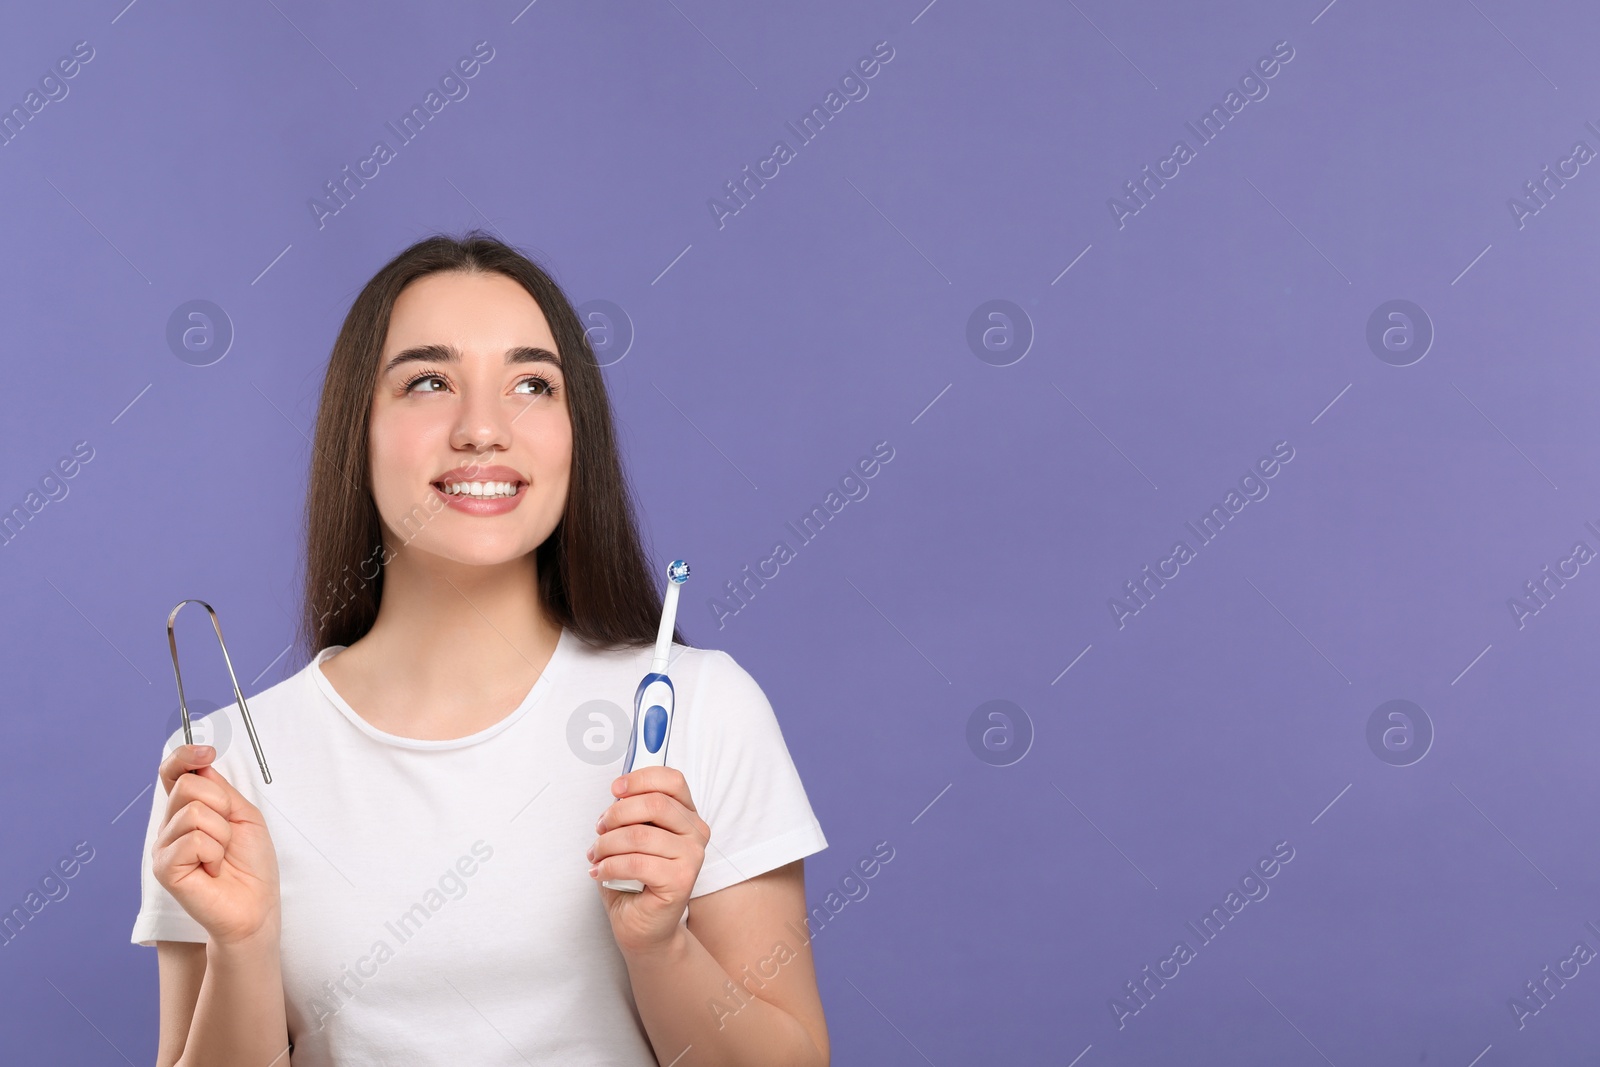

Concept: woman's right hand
[[151, 743, 282, 947]]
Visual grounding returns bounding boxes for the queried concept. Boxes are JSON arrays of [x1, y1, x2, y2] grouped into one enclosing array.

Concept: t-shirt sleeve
[[130, 729, 209, 947], [685, 650, 828, 898]]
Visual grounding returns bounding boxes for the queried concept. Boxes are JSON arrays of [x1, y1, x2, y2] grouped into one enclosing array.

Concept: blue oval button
[[643, 705, 668, 753]]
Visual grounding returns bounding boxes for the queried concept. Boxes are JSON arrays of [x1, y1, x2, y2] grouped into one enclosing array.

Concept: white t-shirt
[[131, 628, 829, 1065]]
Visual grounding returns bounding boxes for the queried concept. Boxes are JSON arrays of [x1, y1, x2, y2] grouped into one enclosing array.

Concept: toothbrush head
[[667, 559, 690, 585]]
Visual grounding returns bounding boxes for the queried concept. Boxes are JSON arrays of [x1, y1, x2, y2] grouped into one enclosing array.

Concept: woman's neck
[[323, 548, 563, 739]]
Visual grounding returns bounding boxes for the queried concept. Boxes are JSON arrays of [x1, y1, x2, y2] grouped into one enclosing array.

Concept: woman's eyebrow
[[382, 343, 562, 374]]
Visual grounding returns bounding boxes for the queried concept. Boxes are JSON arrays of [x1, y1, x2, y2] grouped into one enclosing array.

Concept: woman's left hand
[[588, 765, 710, 954]]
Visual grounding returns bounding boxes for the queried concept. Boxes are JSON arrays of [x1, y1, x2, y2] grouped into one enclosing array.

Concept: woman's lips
[[431, 480, 526, 515]]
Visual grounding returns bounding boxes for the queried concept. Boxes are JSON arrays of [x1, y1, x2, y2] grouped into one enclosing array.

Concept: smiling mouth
[[432, 479, 525, 499]]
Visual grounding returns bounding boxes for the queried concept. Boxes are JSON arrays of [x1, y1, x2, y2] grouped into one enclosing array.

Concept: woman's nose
[[450, 385, 513, 453]]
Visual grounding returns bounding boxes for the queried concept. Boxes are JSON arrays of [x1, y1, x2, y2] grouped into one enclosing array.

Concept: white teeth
[[440, 480, 518, 498]]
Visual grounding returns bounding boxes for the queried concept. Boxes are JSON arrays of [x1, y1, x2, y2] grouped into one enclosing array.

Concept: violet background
[[3, 0, 1599, 1063]]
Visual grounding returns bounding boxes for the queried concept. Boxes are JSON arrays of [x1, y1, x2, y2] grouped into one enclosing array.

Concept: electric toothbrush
[[602, 559, 690, 893]]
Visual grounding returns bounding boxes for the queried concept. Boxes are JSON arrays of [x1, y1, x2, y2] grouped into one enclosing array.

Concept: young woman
[[131, 231, 831, 1065]]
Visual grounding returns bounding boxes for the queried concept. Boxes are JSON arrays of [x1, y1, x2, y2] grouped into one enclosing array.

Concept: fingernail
[[195, 746, 214, 759], [588, 865, 598, 878]]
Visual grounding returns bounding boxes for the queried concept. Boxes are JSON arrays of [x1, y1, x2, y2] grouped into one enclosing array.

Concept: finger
[[159, 824, 228, 881], [593, 850, 673, 890], [155, 797, 233, 857], [157, 799, 234, 879], [613, 766, 696, 813], [592, 823, 693, 865], [162, 766, 230, 829], [159, 744, 217, 796], [191, 763, 265, 825], [598, 791, 703, 840]]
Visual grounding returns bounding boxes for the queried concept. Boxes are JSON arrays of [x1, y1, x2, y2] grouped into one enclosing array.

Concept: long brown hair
[[295, 229, 683, 660]]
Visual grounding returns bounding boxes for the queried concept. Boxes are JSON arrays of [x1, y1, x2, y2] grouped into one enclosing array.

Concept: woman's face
[[368, 269, 573, 568]]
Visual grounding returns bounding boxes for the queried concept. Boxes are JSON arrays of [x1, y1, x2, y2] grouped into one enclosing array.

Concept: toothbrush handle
[[602, 673, 675, 893]]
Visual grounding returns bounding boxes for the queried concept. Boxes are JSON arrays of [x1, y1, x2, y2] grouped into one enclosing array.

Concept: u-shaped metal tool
[[166, 599, 272, 785]]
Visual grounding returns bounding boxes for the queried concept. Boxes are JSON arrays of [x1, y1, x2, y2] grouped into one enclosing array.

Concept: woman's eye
[[406, 374, 446, 393], [517, 376, 556, 395]]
